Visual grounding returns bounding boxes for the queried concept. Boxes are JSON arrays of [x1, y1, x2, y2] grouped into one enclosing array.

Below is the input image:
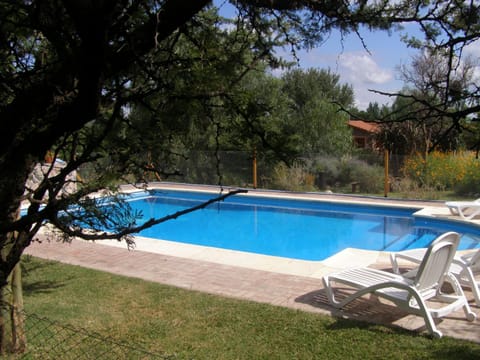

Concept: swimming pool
[[120, 189, 480, 261]]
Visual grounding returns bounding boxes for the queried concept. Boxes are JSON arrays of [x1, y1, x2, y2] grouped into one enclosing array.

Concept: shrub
[[270, 162, 316, 192], [402, 151, 480, 195], [453, 154, 480, 196], [349, 159, 385, 193], [391, 177, 444, 200], [309, 155, 385, 193]]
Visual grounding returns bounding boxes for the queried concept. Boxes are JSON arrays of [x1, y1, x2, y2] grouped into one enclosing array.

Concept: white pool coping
[[96, 235, 392, 278]]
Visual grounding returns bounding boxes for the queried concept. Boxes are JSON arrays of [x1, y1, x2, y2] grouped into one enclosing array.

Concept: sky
[[214, 1, 420, 110], [291, 28, 480, 110], [214, 2, 480, 111], [275, 28, 418, 110], [287, 28, 424, 110]]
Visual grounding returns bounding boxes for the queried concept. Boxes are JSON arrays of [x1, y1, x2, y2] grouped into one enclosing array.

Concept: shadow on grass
[[295, 288, 418, 332], [21, 254, 55, 273], [327, 318, 480, 359], [428, 346, 480, 360], [326, 316, 412, 335], [22, 280, 65, 294], [21, 256, 67, 294], [296, 288, 407, 320]]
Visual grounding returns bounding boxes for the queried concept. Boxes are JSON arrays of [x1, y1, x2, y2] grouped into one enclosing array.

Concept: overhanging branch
[[50, 188, 248, 241]]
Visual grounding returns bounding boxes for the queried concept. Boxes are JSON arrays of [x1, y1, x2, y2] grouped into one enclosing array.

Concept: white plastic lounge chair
[[323, 232, 476, 338], [446, 198, 480, 220], [391, 245, 480, 307]]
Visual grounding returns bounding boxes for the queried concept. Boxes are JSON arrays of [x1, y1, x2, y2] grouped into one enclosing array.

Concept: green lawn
[[18, 256, 480, 359]]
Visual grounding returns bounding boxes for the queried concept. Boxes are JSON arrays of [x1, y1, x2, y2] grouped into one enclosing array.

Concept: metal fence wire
[[3, 311, 175, 360]]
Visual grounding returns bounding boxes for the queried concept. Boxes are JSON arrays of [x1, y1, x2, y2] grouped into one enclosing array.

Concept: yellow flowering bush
[[402, 151, 480, 194]]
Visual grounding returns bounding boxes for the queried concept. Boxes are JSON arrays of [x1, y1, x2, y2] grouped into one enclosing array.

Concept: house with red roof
[[348, 119, 381, 151]]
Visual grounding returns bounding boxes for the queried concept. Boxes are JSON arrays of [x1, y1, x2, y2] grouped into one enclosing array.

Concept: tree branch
[[50, 188, 248, 241]]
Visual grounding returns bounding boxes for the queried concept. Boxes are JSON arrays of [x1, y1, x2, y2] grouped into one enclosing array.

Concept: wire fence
[[76, 150, 412, 196], [2, 310, 175, 359], [125, 150, 403, 195]]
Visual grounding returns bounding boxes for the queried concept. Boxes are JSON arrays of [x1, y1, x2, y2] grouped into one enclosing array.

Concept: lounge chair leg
[[472, 286, 480, 308], [390, 253, 400, 274], [444, 275, 477, 322], [322, 276, 345, 308], [408, 292, 443, 338], [462, 268, 480, 307]]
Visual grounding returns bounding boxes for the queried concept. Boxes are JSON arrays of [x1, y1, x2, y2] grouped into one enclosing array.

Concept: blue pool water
[[123, 190, 480, 261]]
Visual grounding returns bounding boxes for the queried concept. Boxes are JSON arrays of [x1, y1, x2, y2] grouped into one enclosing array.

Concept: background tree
[[111, 8, 290, 183], [369, 2, 480, 152], [281, 68, 354, 155], [123, 14, 298, 185], [218, 72, 300, 160], [372, 49, 475, 161]]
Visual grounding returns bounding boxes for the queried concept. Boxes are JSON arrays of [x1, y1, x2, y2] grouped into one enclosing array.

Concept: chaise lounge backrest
[[413, 232, 460, 297]]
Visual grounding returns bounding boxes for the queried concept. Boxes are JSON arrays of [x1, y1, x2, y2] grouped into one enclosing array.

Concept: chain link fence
[[77, 150, 413, 196], [2, 310, 174, 359], [79, 148, 480, 201], [156, 150, 402, 195]]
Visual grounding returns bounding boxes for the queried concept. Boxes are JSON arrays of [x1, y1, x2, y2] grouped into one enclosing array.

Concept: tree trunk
[[11, 263, 25, 353], [0, 217, 27, 354], [0, 282, 8, 354], [0, 263, 27, 354]]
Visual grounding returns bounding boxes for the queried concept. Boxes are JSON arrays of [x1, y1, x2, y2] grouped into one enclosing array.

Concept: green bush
[[454, 165, 480, 196], [402, 151, 480, 195], [307, 155, 384, 193], [270, 162, 316, 192], [349, 159, 385, 193], [390, 177, 445, 200]]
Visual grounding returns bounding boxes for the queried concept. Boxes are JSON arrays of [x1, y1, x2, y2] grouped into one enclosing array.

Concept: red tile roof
[[348, 120, 380, 133]]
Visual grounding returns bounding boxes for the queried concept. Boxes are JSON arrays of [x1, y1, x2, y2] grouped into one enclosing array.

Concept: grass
[[18, 256, 480, 359]]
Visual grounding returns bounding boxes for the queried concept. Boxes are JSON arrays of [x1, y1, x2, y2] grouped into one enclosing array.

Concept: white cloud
[[353, 86, 395, 110], [464, 39, 480, 58], [338, 52, 393, 85], [463, 40, 480, 83], [336, 52, 395, 109], [272, 48, 399, 110]]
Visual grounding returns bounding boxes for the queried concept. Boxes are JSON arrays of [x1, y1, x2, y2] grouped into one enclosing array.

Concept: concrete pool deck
[[24, 183, 480, 343]]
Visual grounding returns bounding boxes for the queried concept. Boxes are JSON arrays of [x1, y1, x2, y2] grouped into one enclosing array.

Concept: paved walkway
[[25, 235, 480, 343]]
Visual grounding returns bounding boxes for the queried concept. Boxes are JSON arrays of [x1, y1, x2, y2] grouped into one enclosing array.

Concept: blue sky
[[281, 28, 419, 110], [290, 27, 480, 110], [214, 2, 480, 110], [214, 1, 419, 110]]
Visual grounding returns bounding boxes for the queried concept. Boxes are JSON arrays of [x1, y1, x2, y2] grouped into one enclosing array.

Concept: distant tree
[[113, 9, 294, 183], [218, 72, 300, 160], [355, 102, 391, 121], [369, 3, 480, 152], [374, 49, 474, 156], [376, 94, 431, 156], [281, 68, 354, 155]]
